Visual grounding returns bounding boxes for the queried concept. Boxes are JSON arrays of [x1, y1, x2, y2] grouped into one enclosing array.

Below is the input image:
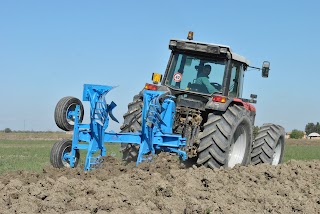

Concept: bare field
[[0, 154, 319, 213], [0, 132, 68, 141], [0, 133, 319, 213], [286, 138, 320, 146]]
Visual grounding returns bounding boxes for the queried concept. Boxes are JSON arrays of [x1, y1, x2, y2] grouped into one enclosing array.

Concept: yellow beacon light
[[187, 31, 194, 40], [152, 73, 162, 84]]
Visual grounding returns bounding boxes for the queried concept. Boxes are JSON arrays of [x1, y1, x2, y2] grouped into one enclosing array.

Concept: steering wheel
[[211, 82, 222, 91]]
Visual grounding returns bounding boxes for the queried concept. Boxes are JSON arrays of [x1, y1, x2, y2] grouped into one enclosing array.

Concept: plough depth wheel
[[54, 96, 84, 131], [50, 139, 80, 168]]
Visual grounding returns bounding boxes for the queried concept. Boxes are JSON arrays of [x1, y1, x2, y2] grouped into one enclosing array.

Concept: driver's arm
[[201, 77, 216, 93]]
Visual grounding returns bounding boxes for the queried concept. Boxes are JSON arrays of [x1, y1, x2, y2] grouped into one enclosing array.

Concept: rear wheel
[[54, 96, 84, 131], [251, 123, 285, 165], [120, 95, 143, 162], [197, 105, 253, 169], [50, 139, 80, 168]]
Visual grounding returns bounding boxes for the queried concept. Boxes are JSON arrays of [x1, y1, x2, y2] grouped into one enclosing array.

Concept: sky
[[0, 1, 319, 133]]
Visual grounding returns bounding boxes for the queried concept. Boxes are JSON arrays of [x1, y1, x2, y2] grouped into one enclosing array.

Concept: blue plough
[[59, 84, 187, 171]]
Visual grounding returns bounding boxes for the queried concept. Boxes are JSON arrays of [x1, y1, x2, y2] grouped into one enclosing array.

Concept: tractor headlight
[[206, 45, 220, 54], [220, 47, 228, 53], [169, 40, 177, 49]]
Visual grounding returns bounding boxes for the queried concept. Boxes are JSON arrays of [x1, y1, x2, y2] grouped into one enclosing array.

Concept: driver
[[195, 64, 217, 94]]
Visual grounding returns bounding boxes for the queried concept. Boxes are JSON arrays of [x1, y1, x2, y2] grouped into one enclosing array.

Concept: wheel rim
[[272, 139, 283, 165], [228, 124, 247, 168], [66, 104, 77, 125], [62, 145, 72, 167]]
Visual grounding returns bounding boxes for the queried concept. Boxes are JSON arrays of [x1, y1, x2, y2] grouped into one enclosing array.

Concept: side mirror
[[250, 94, 257, 103], [262, 61, 270, 78], [250, 94, 257, 99]]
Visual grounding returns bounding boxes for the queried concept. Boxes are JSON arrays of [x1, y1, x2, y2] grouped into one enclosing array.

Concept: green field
[[0, 135, 319, 174], [0, 139, 121, 174], [283, 139, 320, 161]]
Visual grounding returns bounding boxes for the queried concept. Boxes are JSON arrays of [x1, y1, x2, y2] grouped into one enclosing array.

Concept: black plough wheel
[[50, 139, 80, 168], [54, 96, 84, 131], [197, 105, 253, 169], [251, 123, 285, 165]]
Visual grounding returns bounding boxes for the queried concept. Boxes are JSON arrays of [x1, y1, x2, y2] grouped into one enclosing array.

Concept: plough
[[50, 84, 187, 170]]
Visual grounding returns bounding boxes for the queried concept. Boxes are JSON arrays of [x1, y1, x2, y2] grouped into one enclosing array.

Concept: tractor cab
[[162, 37, 249, 100]]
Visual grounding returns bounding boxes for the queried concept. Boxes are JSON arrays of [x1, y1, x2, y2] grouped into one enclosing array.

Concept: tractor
[[51, 32, 285, 171], [119, 32, 285, 168]]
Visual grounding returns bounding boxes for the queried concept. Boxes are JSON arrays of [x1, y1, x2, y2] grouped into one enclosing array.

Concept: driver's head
[[203, 64, 211, 75]]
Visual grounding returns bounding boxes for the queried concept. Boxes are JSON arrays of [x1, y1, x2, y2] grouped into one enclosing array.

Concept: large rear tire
[[50, 139, 80, 168], [197, 105, 253, 169], [54, 96, 84, 131], [251, 123, 285, 165], [120, 95, 143, 162]]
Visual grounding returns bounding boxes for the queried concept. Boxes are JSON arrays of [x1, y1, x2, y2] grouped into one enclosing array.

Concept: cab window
[[165, 53, 227, 94], [228, 62, 244, 97]]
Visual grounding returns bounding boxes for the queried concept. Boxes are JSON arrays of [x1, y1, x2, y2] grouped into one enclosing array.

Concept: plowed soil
[[0, 153, 319, 214]]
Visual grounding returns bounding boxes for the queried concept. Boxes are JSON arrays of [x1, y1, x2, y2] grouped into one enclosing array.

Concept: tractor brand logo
[[173, 73, 182, 82]]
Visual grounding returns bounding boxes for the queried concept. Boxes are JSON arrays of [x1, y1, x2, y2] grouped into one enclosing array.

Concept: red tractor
[[120, 32, 285, 168]]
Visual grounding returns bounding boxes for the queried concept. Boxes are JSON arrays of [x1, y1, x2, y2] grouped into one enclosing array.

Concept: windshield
[[165, 53, 227, 95]]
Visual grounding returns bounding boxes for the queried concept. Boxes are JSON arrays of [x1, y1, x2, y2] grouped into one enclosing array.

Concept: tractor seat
[[188, 83, 209, 93]]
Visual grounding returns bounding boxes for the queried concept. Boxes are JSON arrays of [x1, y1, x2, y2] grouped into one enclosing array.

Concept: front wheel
[[197, 105, 253, 169], [251, 123, 285, 165], [50, 139, 80, 168]]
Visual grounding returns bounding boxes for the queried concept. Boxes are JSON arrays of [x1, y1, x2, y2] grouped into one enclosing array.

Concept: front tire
[[197, 105, 253, 169], [251, 123, 285, 165]]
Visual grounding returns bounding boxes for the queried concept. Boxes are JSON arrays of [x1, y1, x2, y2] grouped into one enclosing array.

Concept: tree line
[[289, 122, 320, 139], [305, 122, 320, 135], [254, 122, 320, 140], [3, 123, 320, 139]]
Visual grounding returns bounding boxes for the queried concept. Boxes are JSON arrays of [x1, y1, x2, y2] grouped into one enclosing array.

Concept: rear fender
[[232, 98, 256, 112], [205, 98, 256, 122]]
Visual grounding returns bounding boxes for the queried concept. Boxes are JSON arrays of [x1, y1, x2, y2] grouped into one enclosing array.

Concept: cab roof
[[170, 39, 250, 66]]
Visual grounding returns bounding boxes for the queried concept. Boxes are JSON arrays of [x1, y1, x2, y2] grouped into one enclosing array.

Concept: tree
[[290, 129, 304, 139], [316, 122, 320, 134], [305, 122, 320, 135], [253, 126, 259, 139], [305, 123, 315, 135], [4, 128, 12, 133]]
